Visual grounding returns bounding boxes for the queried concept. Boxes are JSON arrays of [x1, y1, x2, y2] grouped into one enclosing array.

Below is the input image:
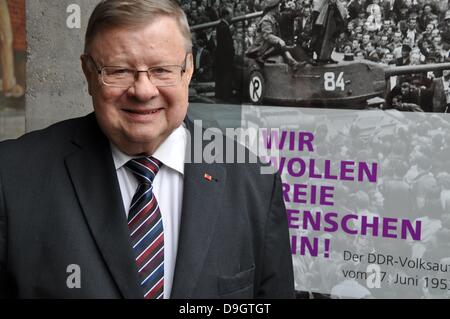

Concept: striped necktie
[[125, 157, 164, 299]]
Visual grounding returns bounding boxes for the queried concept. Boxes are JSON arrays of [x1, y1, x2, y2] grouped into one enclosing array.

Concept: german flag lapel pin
[[204, 173, 217, 182]]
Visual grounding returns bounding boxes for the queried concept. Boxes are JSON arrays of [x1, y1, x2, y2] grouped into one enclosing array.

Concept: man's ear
[[81, 55, 94, 96], [184, 52, 195, 85]]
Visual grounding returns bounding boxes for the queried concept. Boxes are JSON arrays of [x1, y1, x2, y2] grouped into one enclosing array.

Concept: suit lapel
[[64, 114, 143, 298], [170, 118, 226, 298], [170, 162, 225, 298]]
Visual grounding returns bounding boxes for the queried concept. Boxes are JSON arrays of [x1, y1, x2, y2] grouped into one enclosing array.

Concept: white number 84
[[324, 72, 345, 91]]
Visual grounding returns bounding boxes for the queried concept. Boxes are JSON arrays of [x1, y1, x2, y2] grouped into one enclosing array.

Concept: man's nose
[[128, 71, 159, 100]]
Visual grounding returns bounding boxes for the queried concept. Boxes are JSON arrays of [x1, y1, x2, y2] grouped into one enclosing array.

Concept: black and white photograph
[[185, 0, 450, 112]]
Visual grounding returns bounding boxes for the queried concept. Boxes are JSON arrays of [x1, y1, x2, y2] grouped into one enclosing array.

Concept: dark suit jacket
[[193, 46, 214, 82], [0, 113, 294, 299], [432, 77, 448, 113], [214, 20, 235, 100], [214, 20, 234, 73], [347, 0, 363, 21], [394, 57, 410, 66]]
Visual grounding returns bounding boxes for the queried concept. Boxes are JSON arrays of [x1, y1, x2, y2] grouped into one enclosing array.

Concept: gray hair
[[84, 0, 192, 53]]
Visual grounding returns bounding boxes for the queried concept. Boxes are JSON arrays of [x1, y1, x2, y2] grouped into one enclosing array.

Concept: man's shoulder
[[217, 20, 231, 31], [216, 132, 277, 188], [0, 114, 94, 166], [185, 118, 278, 187], [260, 12, 278, 24]]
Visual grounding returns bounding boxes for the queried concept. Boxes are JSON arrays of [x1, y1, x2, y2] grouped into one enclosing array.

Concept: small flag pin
[[204, 173, 216, 182]]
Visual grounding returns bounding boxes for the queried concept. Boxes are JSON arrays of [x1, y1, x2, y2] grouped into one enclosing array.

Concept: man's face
[[401, 84, 410, 95], [362, 34, 370, 44], [443, 69, 450, 79], [411, 53, 421, 64], [304, 7, 311, 17], [434, 36, 442, 46], [402, 48, 410, 59], [380, 36, 388, 46], [286, 1, 296, 9], [392, 97, 400, 106], [190, 10, 199, 22], [82, 17, 193, 155], [384, 53, 394, 63], [373, 191, 384, 207]]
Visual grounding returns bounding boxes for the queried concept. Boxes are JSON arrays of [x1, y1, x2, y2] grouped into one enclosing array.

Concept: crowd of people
[[183, 0, 450, 111], [284, 111, 450, 298]]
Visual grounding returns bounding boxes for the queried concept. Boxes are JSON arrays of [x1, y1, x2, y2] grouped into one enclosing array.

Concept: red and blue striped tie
[[126, 157, 164, 299]]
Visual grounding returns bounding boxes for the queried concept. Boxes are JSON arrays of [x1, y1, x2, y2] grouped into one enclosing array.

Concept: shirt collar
[[110, 124, 187, 175]]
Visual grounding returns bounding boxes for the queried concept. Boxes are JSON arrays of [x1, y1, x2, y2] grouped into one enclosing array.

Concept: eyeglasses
[[84, 53, 189, 88]]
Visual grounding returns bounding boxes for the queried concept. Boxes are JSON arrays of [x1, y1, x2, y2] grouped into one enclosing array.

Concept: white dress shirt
[[406, 29, 416, 45], [111, 125, 187, 299]]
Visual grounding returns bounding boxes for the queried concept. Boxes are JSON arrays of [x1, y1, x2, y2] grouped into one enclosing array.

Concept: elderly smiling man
[[0, 0, 294, 299]]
